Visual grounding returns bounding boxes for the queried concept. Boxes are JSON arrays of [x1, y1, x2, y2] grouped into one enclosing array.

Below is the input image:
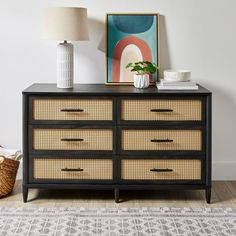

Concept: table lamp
[[43, 7, 89, 88]]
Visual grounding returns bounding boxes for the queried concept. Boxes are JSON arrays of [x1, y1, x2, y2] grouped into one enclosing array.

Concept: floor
[[1, 180, 236, 208]]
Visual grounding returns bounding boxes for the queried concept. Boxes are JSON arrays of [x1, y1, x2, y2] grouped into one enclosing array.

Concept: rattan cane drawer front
[[121, 129, 202, 151], [121, 99, 202, 121], [121, 159, 201, 180], [33, 98, 113, 121], [33, 129, 113, 151], [33, 158, 113, 180]]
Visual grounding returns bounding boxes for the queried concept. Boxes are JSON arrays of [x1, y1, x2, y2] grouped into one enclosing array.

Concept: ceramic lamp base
[[57, 42, 74, 88]]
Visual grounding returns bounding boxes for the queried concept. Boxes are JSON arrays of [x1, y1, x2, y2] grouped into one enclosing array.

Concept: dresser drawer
[[121, 159, 201, 180], [33, 158, 113, 180], [32, 98, 113, 121], [32, 128, 113, 151], [120, 98, 202, 121], [121, 129, 202, 151]]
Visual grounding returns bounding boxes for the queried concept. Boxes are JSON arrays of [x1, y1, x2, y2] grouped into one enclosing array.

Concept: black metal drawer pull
[[150, 109, 173, 112], [61, 138, 84, 142], [151, 139, 173, 143], [61, 168, 84, 172], [150, 168, 173, 172], [60, 109, 84, 112]]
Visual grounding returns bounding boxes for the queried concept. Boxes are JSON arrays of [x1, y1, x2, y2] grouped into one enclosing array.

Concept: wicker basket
[[0, 156, 19, 198]]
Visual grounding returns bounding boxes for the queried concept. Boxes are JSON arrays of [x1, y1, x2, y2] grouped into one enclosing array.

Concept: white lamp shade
[[43, 7, 89, 41]]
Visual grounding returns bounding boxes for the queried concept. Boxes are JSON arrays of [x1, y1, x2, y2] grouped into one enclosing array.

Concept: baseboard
[[16, 161, 236, 181]]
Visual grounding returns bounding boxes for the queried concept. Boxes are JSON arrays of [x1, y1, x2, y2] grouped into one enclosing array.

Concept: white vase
[[133, 74, 150, 89]]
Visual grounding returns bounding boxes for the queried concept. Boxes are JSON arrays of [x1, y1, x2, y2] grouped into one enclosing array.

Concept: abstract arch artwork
[[106, 14, 159, 84]]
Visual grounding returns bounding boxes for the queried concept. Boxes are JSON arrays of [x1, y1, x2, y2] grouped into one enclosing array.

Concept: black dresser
[[22, 84, 212, 203]]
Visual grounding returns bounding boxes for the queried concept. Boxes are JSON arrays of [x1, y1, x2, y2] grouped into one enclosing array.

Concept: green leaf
[[151, 68, 156, 74], [126, 62, 133, 69], [133, 65, 143, 71], [126, 60, 158, 74], [143, 61, 152, 65]]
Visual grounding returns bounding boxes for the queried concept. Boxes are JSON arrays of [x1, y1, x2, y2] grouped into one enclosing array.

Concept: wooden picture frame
[[106, 13, 160, 85]]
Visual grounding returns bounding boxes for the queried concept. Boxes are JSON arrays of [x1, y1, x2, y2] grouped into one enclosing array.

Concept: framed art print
[[106, 13, 160, 85]]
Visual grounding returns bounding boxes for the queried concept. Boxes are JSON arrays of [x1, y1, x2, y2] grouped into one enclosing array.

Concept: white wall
[[0, 0, 236, 180]]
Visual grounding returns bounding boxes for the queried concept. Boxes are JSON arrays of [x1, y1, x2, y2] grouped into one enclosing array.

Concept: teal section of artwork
[[113, 15, 154, 33], [107, 15, 158, 83]]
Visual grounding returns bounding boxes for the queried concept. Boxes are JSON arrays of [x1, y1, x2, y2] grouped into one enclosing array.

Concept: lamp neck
[[63, 40, 68, 44]]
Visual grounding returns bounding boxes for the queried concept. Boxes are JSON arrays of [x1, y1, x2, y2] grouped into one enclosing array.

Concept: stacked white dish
[[157, 70, 198, 90]]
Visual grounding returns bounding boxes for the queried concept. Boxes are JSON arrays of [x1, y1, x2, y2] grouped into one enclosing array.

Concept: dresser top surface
[[23, 83, 211, 95]]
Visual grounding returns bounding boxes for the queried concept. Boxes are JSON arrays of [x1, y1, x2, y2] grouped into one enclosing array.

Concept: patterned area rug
[[0, 207, 236, 235]]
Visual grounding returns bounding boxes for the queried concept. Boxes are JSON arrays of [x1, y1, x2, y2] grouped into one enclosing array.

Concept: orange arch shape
[[112, 36, 153, 82]]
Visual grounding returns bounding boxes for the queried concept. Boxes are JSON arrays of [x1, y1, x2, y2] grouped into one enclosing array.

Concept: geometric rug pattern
[[0, 207, 236, 235]]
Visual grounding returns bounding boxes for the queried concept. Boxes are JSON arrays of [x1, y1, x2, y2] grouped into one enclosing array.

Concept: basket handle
[[0, 156, 5, 166]]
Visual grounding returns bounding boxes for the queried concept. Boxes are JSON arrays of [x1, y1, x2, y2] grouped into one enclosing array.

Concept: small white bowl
[[164, 70, 191, 82]]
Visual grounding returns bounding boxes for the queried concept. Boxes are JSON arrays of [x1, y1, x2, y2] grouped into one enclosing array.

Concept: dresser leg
[[205, 188, 211, 204], [114, 188, 119, 203], [23, 186, 28, 203]]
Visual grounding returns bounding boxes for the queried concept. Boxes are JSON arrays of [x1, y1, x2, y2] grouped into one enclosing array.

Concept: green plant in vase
[[126, 61, 158, 88]]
